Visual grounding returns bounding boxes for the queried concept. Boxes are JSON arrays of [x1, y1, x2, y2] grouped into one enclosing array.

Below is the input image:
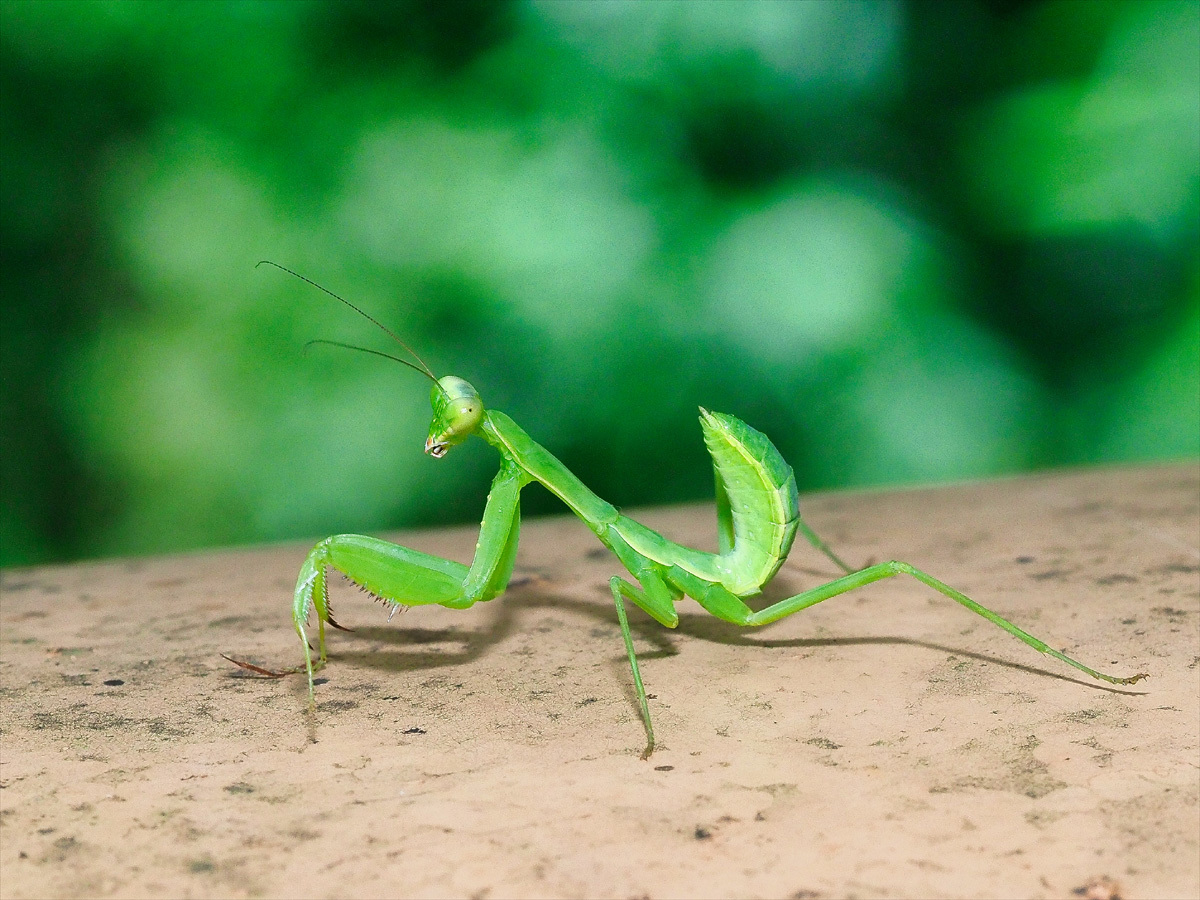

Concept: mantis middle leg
[[604, 531, 685, 758]]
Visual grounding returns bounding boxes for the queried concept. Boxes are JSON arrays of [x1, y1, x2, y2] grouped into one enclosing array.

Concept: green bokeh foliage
[[1, 0, 1197, 566]]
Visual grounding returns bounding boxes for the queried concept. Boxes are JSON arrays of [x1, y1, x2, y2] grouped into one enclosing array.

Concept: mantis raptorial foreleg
[[230, 263, 1149, 758], [287, 535, 469, 697], [277, 461, 526, 705]]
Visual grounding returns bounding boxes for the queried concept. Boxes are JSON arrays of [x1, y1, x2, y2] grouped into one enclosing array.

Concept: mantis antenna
[[301, 339, 440, 383], [256, 260, 440, 384]]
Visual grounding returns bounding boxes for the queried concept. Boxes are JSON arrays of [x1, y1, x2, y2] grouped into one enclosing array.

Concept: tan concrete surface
[[1, 464, 1197, 900]]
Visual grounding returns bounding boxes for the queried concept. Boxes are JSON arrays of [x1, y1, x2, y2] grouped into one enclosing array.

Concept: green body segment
[[697, 409, 800, 596], [482, 410, 618, 533], [487, 407, 803, 599]]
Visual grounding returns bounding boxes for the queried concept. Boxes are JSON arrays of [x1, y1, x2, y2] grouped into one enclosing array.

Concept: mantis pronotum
[[229, 263, 1148, 758]]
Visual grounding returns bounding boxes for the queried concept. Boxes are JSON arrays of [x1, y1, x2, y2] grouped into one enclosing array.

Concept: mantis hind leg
[[291, 534, 471, 706], [682, 562, 1148, 686]]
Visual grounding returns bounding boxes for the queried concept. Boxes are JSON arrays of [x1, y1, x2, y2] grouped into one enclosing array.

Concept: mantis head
[[426, 376, 484, 458]]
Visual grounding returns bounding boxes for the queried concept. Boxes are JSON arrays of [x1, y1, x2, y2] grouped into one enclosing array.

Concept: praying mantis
[[230, 262, 1148, 758]]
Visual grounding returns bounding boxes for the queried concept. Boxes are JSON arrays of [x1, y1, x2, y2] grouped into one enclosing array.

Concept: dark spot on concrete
[[578, 697, 598, 706], [791, 891, 823, 900], [1015, 556, 1035, 564], [146, 719, 188, 737], [694, 827, 711, 840], [312, 677, 329, 686], [805, 737, 841, 750], [31, 707, 139, 733], [319, 699, 357, 712], [1072, 875, 1122, 900], [1151, 607, 1190, 622], [586, 547, 609, 560], [224, 782, 254, 795], [1095, 574, 1137, 586], [1029, 569, 1067, 582], [102, 679, 124, 686], [654, 765, 674, 772], [402, 726, 426, 735], [148, 578, 187, 589], [189, 858, 216, 873], [1147, 562, 1200, 575], [209, 616, 254, 628]]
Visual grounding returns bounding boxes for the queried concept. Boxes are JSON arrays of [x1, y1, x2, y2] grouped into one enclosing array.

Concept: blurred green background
[[2, 0, 1197, 567]]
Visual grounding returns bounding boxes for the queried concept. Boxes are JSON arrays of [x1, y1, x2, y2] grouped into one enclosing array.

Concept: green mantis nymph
[[233, 263, 1148, 758]]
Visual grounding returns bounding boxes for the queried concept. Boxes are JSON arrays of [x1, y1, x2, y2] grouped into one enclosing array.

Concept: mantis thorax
[[426, 376, 483, 458]]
